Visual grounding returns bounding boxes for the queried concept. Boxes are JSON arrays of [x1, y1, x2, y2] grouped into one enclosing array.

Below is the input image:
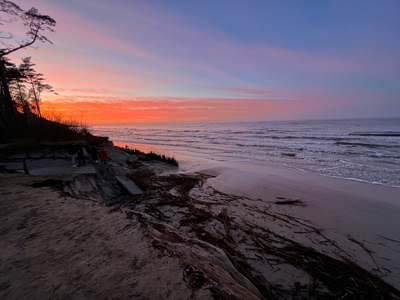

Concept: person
[[76, 143, 86, 166], [67, 142, 77, 167], [98, 147, 108, 165], [90, 146, 99, 164]]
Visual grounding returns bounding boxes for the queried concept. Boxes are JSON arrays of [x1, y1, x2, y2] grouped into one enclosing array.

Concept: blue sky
[[5, 0, 400, 123]]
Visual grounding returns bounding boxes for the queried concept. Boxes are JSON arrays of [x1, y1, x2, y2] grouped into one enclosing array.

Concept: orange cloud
[[41, 97, 309, 125]]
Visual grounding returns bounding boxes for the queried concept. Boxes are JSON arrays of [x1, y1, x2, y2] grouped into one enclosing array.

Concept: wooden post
[[23, 159, 30, 175]]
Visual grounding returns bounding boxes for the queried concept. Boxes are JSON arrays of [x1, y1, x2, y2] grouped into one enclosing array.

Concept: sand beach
[[1, 142, 400, 299], [2, 1, 399, 298]]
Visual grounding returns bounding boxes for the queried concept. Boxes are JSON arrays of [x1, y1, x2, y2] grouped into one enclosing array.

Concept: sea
[[92, 118, 400, 188]]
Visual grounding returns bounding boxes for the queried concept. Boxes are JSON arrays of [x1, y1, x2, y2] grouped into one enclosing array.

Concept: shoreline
[[1, 141, 400, 299], [126, 142, 400, 291], [93, 117, 400, 189], [114, 140, 400, 189]]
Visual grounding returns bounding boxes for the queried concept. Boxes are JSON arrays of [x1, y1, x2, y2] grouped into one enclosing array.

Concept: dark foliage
[[119, 146, 178, 166]]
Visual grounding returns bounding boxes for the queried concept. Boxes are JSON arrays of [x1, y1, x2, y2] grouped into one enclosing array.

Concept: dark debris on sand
[[110, 162, 400, 300]]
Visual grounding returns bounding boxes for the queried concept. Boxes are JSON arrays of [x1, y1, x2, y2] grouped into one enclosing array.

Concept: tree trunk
[[0, 60, 18, 126], [30, 81, 41, 117]]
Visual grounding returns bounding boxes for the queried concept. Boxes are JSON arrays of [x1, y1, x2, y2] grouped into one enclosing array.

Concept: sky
[[4, 0, 400, 125]]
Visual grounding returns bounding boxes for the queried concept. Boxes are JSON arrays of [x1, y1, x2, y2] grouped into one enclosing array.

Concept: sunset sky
[[5, 0, 400, 124]]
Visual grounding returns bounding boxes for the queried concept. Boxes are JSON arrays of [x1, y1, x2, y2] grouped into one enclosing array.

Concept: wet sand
[[188, 160, 400, 289]]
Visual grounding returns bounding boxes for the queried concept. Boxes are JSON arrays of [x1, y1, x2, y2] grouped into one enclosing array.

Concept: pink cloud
[[115, 5, 363, 74], [30, 1, 357, 80], [254, 46, 364, 72], [15, 0, 156, 61]]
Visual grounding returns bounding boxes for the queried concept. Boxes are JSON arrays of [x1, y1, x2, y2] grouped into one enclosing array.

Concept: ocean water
[[92, 118, 400, 188]]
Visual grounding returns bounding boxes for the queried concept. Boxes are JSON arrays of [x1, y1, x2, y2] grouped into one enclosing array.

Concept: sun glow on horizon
[[41, 97, 309, 125]]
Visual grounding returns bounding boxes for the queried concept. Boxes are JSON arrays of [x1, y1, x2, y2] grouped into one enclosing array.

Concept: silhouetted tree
[[0, 57, 35, 127], [0, 56, 18, 126], [0, 1, 23, 38], [6, 59, 30, 114], [0, 5, 56, 57], [18, 57, 56, 117], [0, 1, 56, 127]]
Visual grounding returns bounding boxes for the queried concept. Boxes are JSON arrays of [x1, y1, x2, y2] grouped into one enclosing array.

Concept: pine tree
[[18, 57, 56, 118], [0, 1, 56, 127]]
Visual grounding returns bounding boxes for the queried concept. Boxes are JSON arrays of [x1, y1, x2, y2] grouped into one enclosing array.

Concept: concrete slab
[[115, 175, 143, 196], [1, 153, 97, 176], [29, 165, 97, 176]]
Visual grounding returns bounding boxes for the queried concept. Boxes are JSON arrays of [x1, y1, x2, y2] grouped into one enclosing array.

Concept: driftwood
[[275, 198, 306, 206], [378, 234, 400, 243], [121, 162, 400, 300]]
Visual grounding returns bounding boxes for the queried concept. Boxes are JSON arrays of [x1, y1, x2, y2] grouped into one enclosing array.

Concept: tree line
[[0, 0, 56, 130]]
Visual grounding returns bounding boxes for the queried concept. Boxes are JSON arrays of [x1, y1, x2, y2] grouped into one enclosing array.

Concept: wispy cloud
[[11, 0, 400, 123]]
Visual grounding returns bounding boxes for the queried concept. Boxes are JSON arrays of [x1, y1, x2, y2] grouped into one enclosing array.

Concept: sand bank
[[1, 143, 400, 299]]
